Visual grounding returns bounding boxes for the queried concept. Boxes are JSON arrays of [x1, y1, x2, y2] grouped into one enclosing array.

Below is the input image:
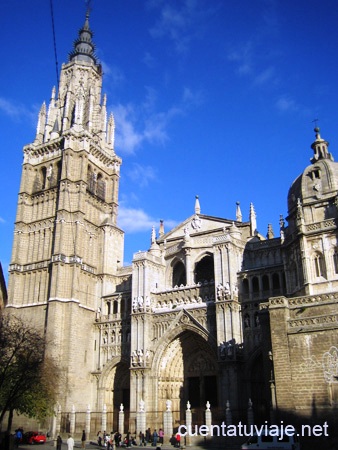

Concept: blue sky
[[1, 0, 338, 278]]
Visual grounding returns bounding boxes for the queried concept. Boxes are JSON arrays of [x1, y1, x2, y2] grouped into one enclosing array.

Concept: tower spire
[[69, 11, 99, 66]]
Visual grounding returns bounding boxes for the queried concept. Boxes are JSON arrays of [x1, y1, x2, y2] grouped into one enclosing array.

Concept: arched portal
[[102, 360, 130, 432], [157, 330, 218, 428]]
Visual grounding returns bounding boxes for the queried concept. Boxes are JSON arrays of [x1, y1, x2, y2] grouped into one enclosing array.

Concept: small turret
[[311, 127, 333, 163]]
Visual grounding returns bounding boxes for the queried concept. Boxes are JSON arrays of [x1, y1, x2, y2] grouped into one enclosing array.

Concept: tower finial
[[68, 10, 99, 65], [195, 195, 201, 215]]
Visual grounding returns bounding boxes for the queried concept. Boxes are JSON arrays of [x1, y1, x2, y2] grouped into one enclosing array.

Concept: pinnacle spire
[[311, 127, 333, 163], [69, 11, 99, 66], [195, 195, 201, 215]]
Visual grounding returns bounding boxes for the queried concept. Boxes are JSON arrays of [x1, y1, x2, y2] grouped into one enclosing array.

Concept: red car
[[23, 432, 47, 445]]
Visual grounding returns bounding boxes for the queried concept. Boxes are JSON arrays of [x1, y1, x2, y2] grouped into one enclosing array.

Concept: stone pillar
[[102, 404, 107, 434], [163, 400, 173, 444], [136, 400, 146, 438], [225, 400, 232, 426], [119, 404, 125, 436], [86, 405, 91, 440], [185, 401, 192, 446], [70, 405, 76, 436], [247, 399, 254, 426], [56, 404, 61, 436], [205, 402, 212, 439], [51, 406, 57, 439]]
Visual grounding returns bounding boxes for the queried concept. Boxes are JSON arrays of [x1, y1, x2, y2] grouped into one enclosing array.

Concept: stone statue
[[139, 399, 145, 412], [166, 399, 172, 411], [120, 403, 124, 412]]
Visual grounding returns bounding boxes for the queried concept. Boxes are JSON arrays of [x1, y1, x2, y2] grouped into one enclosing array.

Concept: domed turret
[[287, 128, 338, 220]]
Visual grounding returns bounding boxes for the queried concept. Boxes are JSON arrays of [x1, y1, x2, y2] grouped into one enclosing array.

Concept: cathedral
[[5, 13, 338, 439]]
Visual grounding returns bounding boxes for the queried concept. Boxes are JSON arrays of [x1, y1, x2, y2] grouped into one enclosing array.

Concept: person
[[67, 434, 74, 450], [57, 435, 62, 450], [145, 428, 151, 445], [97, 431, 103, 446], [158, 429, 164, 444], [81, 430, 86, 448], [139, 431, 145, 446], [152, 430, 158, 447], [14, 429, 22, 448], [175, 433, 181, 448]]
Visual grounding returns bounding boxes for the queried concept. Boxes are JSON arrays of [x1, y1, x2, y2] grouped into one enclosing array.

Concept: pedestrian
[[81, 430, 86, 448], [67, 435, 74, 450], [158, 429, 164, 444], [14, 429, 22, 448], [97, 431, 103, 446], [57, 435, 62, 450], [152, 430, 158, 447], [175, 433, 180, 448]]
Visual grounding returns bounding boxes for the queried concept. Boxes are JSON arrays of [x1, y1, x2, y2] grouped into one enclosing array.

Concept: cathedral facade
[[5, 14, 338, 437]]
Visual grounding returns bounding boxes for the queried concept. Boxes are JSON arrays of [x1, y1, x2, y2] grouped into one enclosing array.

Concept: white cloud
[[275, 96, 298, 113], [0, 217, 5, 224], [118, 207, 158, 233], [113, 104, 144, 154], [118, 205, 177, 234], [127, 163, 157, 188], [148, 0, 215, 53], [253, 66, 276, 86], [0, 97, 31, 120]]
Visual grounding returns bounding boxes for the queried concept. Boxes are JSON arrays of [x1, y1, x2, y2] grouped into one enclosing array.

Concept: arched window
[[252, 276, 259, 293], [194, 255, 214, 284], [313, 252, 326, 278], [172, 261, 186, 287], [97, 173, 106, 201], [41, 167, 47, 190], [242, 278, 249, 296], [333, 248, 338, 274], [272, 273, 280, 290], [87, 165, 95, 194], [262, 275, 269, 292]]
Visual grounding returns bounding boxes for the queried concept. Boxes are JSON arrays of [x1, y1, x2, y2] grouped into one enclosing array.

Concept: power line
[[49, 0, 60, 92]]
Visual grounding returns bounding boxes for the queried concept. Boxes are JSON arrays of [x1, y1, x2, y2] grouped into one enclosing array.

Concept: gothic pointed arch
[[98, 356, 130, 431], [194, 252, 214, 283], [172, 258, 186, 287]]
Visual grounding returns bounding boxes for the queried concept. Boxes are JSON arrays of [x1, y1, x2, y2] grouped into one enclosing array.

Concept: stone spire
[[195, 195, 201, 215], [69, 11, 99, 66], [311, 127, 333, 163], [249, 203, 257, 236], [236, 201, 242, 222], [267, 224, 274, 239], [159, 220, 165, 237]]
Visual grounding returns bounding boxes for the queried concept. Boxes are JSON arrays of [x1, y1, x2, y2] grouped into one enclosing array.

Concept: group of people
[[95, 428, 167, 448], [97, 430, 136, 448]]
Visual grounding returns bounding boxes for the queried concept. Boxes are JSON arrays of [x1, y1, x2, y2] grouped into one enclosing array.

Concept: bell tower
[[7, 13, 124, 409]]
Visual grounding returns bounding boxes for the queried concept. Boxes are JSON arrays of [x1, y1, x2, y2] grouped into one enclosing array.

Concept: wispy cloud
[[0, 217, 6, 224], [0, 97, 36, 123], [253, 66, 277, 86], [112, 86, 199, 155], [227, 41, 254, 76], [148, 0, 216, 53], [118, 205, 177, 234], [118, 207, 156, 232], [126, 163, 157, 188], [275, 95, 311, 117]]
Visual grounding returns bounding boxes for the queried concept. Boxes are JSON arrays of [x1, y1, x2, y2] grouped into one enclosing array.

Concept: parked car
[[23, 432, 46, 445], [241, 429, 300, 450]]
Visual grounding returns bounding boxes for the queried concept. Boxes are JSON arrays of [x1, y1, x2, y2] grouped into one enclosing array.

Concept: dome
[[287, 129, 338, 217]]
